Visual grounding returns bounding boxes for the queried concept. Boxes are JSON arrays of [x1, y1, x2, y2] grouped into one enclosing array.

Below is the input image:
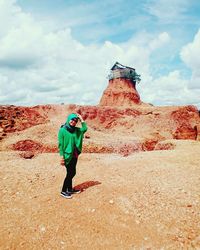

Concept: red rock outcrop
[[171, 106, 199, 140], [82, 138, 159, 156], [73, 104, 199, 140], [74, 105, 141, 129], [11, 139, 57, 154], [155, 141, 176, 151], [1, 77, 200, 156], [0, 105, 48, 140], [99, 78, 141, 107]]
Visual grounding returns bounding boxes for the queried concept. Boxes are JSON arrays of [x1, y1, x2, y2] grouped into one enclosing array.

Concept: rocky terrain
[[0, 78, 200, 249]]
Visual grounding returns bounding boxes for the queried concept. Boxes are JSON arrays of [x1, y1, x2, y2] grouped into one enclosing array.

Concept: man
[[58, 113, 87, 199]]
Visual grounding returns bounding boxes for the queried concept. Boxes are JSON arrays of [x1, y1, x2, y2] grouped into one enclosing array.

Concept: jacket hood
[[66, 113, 78, 125]]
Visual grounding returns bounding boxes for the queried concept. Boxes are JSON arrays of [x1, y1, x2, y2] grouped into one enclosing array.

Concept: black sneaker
[[68, 189, 81, 194], [60, 191, 72, 199]]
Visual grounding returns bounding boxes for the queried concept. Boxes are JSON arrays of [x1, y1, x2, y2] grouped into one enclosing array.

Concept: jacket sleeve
[[79, 122, 88, 133], [58, 128, 64, 156]]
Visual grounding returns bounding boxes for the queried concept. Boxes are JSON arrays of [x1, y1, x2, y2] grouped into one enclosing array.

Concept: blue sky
[[17, 0, 200, 42], [0, 0, 200, 107]]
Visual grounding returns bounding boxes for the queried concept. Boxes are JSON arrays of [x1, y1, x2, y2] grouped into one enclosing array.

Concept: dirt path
[[0, 142, 200, 249]]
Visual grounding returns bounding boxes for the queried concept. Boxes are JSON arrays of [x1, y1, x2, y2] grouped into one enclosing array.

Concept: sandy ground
[[0, 140, 200, 250]]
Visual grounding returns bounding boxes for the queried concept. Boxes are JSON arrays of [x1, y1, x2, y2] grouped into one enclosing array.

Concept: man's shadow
[[74, 181, 101, 192]]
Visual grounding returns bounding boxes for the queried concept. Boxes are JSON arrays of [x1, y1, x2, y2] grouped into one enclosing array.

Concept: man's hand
[[60, 157, 65, 166]]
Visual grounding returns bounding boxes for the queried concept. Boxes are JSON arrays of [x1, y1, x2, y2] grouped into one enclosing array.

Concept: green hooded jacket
[[58, 113, 88, 164]]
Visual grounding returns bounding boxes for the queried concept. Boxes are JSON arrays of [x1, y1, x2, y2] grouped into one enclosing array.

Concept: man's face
[[69, 118, 78, 127]]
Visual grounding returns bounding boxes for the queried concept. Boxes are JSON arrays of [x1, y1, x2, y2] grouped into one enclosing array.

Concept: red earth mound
[[99, 78, 141, 106], [0, 77, 200, 155], [11, 139, 57, 158], [0, 105, 48, 140], [73, 104, 200, 140], [171, 106, 199, 139]]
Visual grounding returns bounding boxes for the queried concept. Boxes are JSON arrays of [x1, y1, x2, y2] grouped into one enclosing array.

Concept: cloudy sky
[[0, 0, 200, 108]]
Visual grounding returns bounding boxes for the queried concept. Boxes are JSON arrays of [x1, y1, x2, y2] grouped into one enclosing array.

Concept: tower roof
[[111, 62, 135, 71]]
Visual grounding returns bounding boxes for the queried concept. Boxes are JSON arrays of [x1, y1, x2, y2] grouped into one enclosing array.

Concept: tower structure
[[99, 62, 141, 107]]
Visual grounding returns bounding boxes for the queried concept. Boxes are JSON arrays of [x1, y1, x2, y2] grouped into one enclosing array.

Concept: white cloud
[[146, 0, 190, 23], [181, 29, 200, 86], [149, 32, 170, 51], [181, 30, 200, 74], [135, 27, 200, 108], [138, 60, 200, 108], [0, 0, 199, 109], [138, 70, 187, 105]]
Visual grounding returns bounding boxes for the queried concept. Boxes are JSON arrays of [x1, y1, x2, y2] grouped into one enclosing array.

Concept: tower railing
[[108, 71, 141, 83]]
